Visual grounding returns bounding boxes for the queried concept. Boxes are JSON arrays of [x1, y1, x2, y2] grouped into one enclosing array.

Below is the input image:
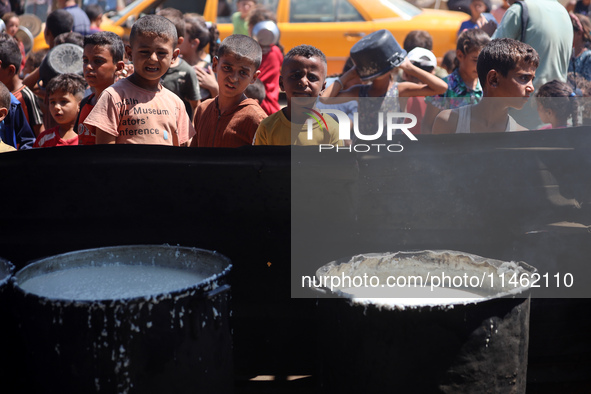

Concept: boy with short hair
[[85, 4, 103, 34], [84, 15, 195, 145], [44, 9, 74, 48], [157, 8, 201, 120], [77, 31, 125, 145], [191, 34, 267, 147], [0, 33, 44, 137], [433, 38, 539, 134], [0, 82, 16, 152], [254, 44, 341, 146], [33, 73, 86, 147]]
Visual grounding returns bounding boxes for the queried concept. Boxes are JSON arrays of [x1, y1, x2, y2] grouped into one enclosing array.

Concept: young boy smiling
[[34, 74, 86, 147], [254, 44, 341, 145], [191, 34, 267, 147], [84, 15, 195, 145], [77, 31, 125, 145]]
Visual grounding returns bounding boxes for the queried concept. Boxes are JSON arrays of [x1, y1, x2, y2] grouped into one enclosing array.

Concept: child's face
[[23, 57, 35, 76], [5, 17, 19, 37], [49, 89, 81, 126], [178, 35, 195, 59], [457, 48, 480, 80], [279, 55, 326, 107], [125, 34, 179, 87], [470, 1, 486, 17], [83, 44, 122, 92], [493, 61, 536, 108], [237, 0, 255, 19], [213, 52, 260, 100]]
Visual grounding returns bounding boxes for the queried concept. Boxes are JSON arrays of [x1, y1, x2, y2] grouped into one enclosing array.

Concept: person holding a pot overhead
[[321, 29, 447, 141]]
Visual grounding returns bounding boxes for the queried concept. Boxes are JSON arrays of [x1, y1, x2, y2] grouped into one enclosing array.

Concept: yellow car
[[32, 16, 126, 52], [206, 0, 466, 74], [32, 0, 465, 75]]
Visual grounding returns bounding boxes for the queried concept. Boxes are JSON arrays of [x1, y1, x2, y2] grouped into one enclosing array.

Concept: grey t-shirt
[[161, 58, 201, 120]]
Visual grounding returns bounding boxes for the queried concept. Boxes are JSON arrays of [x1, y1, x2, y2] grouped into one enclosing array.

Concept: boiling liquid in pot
[[340, 285, 484, 306], [20, 264, 207, 300]]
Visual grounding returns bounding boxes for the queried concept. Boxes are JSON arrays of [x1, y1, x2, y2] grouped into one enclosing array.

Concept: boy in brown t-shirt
[[190, 34, 267, 147]]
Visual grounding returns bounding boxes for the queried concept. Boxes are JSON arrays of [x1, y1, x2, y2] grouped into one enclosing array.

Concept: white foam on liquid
[[19, 264, 207, 300], [340, 286, 485, 307]]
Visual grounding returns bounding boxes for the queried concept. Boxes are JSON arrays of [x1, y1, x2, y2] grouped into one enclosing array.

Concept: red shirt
[[77, 94, 95, 145], [258, 45, 283, 116], [33, 126, 79, 147]]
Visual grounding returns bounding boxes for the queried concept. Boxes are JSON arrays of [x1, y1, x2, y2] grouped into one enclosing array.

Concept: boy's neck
[[127, 73, 161, 92], [58, 123, 77, 140], [4, 75, 21, 92], [282, 102, 318, 124], [170, 56, 181, 68], [458, 68, 478, 90], [184, 51, 206, 67], [217, 93, 248, 114], [90, 87, 104, 104]]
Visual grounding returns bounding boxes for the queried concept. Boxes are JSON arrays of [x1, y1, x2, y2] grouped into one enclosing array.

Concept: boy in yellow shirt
[[254, 45, 342, 146]]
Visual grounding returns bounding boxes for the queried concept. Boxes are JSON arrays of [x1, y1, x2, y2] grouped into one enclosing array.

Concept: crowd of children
[[0, 0, 588, 152]]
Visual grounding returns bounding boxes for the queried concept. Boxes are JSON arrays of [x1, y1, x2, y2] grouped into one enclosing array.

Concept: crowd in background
[[0, 0, 590, 152]]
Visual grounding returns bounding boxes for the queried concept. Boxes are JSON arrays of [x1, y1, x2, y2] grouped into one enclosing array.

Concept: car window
[[107, 0, 207, 24], [380, 0, 421, 17], [217, 0, 279, 23], [290, 0, 363, 23]]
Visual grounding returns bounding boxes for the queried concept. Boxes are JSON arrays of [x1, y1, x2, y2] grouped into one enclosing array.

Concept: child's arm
[[190, 100, 200, 121], [22, 67, 40, 90], [322, 67, 362, 99], [95, 128, 117, 144], [397, 58, 448, 97]]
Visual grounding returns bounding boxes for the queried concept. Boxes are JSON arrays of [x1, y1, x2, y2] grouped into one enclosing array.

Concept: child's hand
[[398, 57, 413, 72], [340, 65, 362, 88], [196, 65, 219, 97], [116, 63, 134, 82]]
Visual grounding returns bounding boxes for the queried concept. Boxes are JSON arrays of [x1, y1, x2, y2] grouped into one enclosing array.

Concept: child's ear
[[251, 69, 261, 83], [192, 38, 200, 49], [0, 107, 8, 123], [487, 70, 498, 88], [177, 36, 184, 47], [172, 48, 180, 62], [8, 64, 16, 77], [125, 45, 133, 62], [116, 60, 125, 72], [212, 56, 218, 70], [279, 75, 284, 91]]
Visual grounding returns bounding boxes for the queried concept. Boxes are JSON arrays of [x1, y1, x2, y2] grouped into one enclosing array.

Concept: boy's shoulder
[[198, 97, 267, 119], [231, 99, 268, 126], [259, 109, 286, 128], [236, 98, 267, 117]]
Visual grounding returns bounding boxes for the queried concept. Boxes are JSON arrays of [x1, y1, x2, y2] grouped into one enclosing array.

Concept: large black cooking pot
[[10, 245, 232, 394], [314, 250, 536, 393], [0, 257, 20, 391]]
